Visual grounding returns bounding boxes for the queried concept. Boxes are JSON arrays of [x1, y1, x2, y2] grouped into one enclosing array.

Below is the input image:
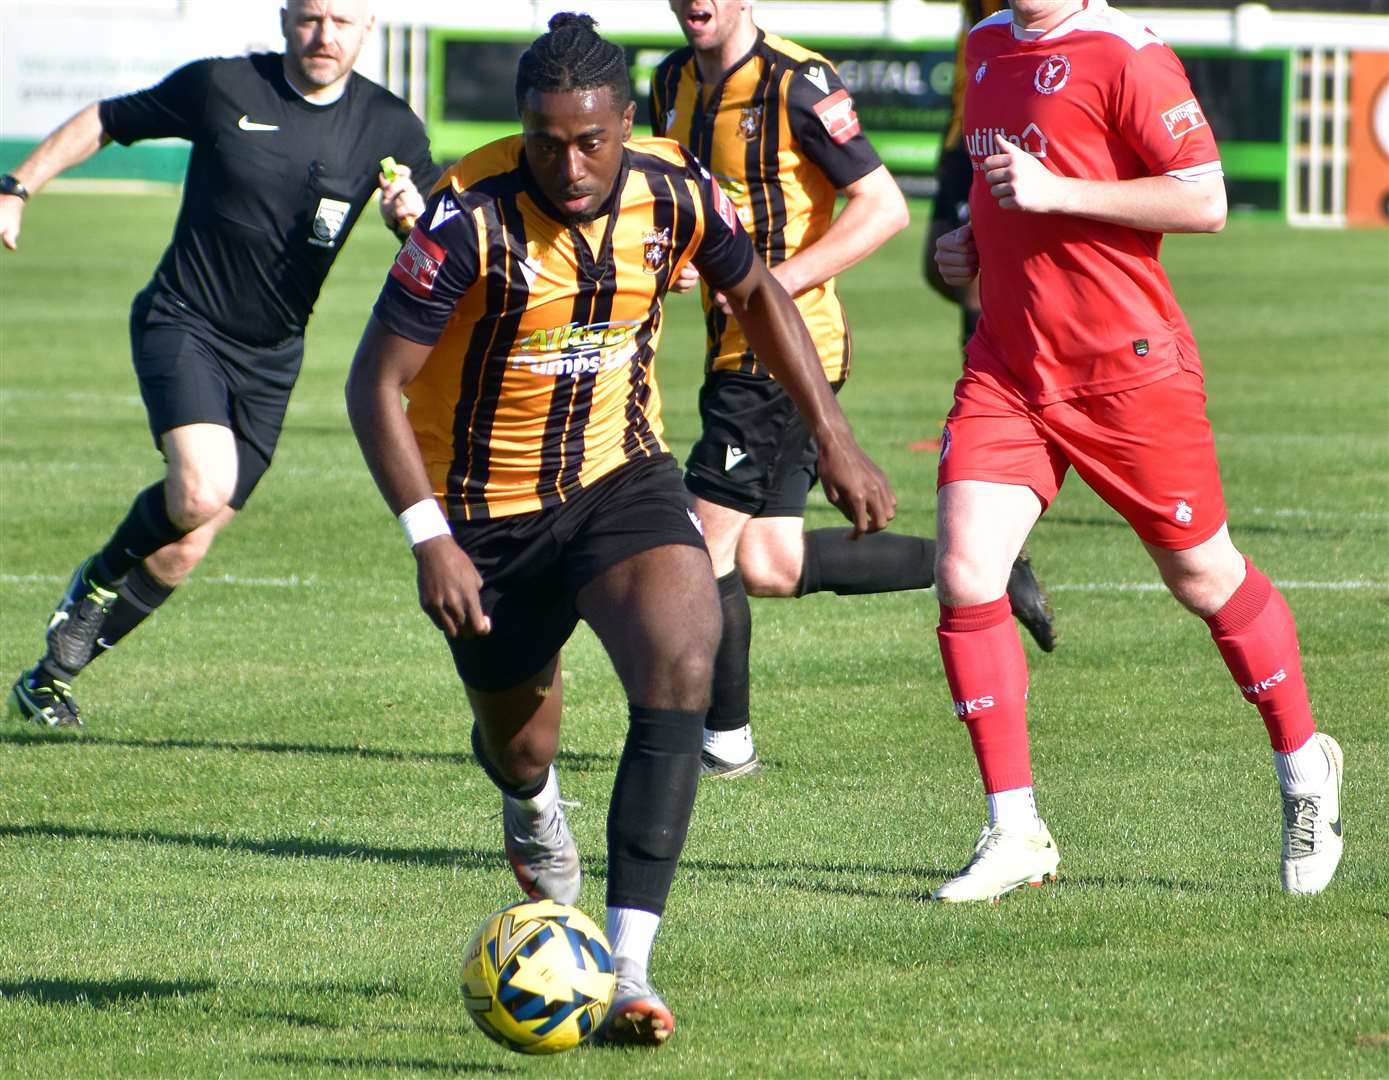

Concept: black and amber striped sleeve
[[785, 60, 882, 190], [372, 186, 481, 345], [685, 155, 755, 291]]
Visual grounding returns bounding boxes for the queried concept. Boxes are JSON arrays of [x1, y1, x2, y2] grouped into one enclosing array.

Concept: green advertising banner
[[428, 30, 1289, 210]]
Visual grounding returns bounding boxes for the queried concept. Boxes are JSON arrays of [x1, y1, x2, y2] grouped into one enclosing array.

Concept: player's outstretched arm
[[0, 103, 110, 251], [722, 260, 896, 537], [772, 165, 909, 298], [346, 317, 489, 639]]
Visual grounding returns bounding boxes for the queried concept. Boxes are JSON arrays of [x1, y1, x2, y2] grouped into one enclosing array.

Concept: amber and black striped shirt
[[651, 30, 881, 381], [372, 135, 754, 520]]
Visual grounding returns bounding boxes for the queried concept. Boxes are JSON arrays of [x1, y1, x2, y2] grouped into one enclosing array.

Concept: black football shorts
[[129, 285, 303, 508], [684, 369, 842, 518], [445, 452, 709, 692]]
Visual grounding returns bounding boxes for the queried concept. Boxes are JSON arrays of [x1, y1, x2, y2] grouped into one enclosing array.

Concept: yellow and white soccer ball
[[461, 898, 615, 1054]]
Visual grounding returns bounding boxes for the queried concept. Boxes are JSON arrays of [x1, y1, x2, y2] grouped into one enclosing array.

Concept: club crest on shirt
[[310, 196, 352, 247], [737, 106, 762, 142], [642, 227, 672, 273], [1161, 99, 1208, 139], [1034, 55, 1071, 95]]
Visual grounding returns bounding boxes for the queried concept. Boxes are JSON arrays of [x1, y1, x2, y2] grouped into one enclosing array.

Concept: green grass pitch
[[1, 191, 1386, 1078]]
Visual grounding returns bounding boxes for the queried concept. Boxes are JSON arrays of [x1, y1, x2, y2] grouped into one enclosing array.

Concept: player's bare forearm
[[1, 104, 110, 250], [346, 316, 489, 638], [984, 136, 1225, 233], [723, 261, 896, 534], [1053, 173, 1225, 233], [724, 261, 846, 441], [774, 165, 909, 296], [345, 316, 439, 515], [10, 104, 111, 195]]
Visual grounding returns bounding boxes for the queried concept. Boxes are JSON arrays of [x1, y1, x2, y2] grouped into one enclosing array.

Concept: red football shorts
[[937, 366, 1228, 550]]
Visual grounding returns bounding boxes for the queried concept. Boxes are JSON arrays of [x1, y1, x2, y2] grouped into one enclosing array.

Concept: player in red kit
[[930, 0, 1344, 901]]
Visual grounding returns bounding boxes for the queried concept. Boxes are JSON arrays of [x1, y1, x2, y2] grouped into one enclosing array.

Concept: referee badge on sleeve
[[310, 197, 351, 247]]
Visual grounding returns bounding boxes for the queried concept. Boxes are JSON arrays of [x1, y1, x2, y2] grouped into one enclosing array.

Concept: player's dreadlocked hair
[[515, 12, 632, 112]]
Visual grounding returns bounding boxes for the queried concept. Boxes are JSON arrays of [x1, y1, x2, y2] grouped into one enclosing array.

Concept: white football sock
[[1274, 735, 1331, 794], [703, 723, 755, 764], [987, 786, 1042, 833], [506, 765, 559, 815], [606, 907, 660, 981]]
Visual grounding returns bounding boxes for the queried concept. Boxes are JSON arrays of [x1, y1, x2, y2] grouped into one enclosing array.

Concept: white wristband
[[398, 497, 450, 548]]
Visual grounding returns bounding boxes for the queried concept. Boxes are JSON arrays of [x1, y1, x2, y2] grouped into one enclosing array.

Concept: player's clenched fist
[[413, 536, 491, 639], [934, 222, 978, 288], [984, 133, 1065, 213], [0, 194, 24, 251], [816, 431, 897, 539]]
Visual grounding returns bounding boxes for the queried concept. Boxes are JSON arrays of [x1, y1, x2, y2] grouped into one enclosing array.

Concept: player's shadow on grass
[[680, 856, 949, 902], [0, 731, 616, 772], [1, 823, 953, 899], [1044, 512, 1342, 538], [0, 822, 504, 870], [257, 1054, 515, 1075], [0, 977, 214, 1008]]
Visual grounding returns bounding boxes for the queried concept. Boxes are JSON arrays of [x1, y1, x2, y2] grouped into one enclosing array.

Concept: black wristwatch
[[0, 174, 29, 201]]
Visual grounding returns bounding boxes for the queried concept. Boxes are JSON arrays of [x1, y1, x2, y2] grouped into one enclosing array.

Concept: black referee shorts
[[129, 285, 303, 509], [445, 453, 709, 693], [684, 369, 842, 518]]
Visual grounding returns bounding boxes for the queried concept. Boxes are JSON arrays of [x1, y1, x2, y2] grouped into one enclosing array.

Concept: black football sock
[[796, 529, 936, 597], [705, 569, 751, 733], [606, 704, 703, 915], [92, 483, 186, 586], [87, 563, 176, 658]]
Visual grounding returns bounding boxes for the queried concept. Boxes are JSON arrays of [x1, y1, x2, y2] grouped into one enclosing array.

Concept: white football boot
[[596, 960, 674, 1047], [932, 820, 1060, 903], [1281, 732, 1344, 896], [502, 795, 581, 905]]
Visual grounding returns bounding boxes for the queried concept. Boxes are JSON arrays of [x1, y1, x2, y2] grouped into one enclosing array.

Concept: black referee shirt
[[99, 53, 438, 346]]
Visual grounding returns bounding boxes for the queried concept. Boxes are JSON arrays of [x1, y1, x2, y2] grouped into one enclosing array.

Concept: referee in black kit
[[1, 0, 439, 727]]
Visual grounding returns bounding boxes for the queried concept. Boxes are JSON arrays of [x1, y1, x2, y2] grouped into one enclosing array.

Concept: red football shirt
[[962, 0, 1222, 404]]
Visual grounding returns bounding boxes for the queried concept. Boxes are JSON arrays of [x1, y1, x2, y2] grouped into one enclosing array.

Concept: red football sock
[[937, 596, 1033, 793], [1204, 556, 1316, 753]]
